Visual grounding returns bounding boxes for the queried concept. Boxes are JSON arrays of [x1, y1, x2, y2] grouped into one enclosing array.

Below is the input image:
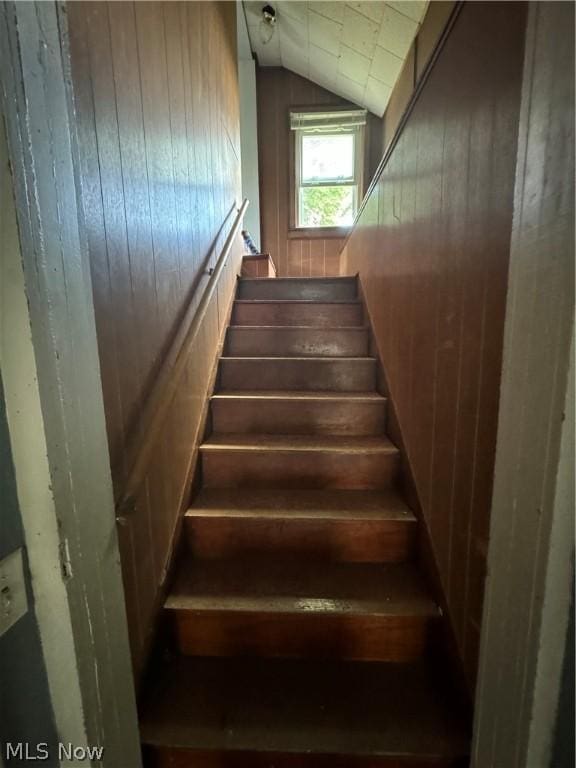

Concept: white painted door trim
[[472, 3, 574, 766], [0, 3, 141, 765]]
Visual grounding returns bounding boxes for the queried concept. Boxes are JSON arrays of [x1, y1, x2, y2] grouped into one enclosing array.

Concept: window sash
[[294, 124, 364, 228], [300, 133, 356, 184], [299, 179, 357, 189]]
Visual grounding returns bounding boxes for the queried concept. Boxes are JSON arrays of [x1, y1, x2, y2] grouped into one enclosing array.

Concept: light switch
[[0, 548, 28, 637]]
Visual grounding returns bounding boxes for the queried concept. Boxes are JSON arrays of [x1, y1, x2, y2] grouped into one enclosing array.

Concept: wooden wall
[[68, 0, 243, 677], [341, 2, 527, 689], [256, 67, 381, 277]]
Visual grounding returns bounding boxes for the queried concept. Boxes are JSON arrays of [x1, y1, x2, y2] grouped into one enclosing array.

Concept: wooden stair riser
[[237, 278, 358, 301], [211, 396, 386, 436], [185, 516, 417, 562], [201, 449, 400, 490], [170, 610, 433, 662], [225, 327, 370, 357], [232, 301, 364, 327], [219, 358, 376, 392]]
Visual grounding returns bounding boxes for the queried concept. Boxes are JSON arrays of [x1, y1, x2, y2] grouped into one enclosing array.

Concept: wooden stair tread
[[233, 299, 362, 305], [212, 390, 384, 401], [219, 357, 377, 393], [140, 656, 470, 759], [238, 276, 357, 283], [237, 276, 358, 296], [228, 324, 369, 329], [232, 301, 364, 328], [221, 355, 375, 360], [184, 490, 417, 564], [201, 433, 398, 454], [166, 560, 437, 617], [187, 488, 414, 521], [211, 391, 387, 437], [226, 327, 370, 356]]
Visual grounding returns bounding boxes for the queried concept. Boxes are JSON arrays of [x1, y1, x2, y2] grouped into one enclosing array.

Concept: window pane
[[301, 134, 354, 182], [299, 185, 355, 227]]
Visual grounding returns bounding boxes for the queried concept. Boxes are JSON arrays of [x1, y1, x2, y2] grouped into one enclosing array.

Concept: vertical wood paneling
[[257, 67, 379, 277], [341, 2, 527, 690], [86, 3, 144, 483], [67, 0, 242, 678], [68, 6, 127, 480]]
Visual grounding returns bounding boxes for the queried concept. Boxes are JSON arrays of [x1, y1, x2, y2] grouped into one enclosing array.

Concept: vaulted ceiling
[[243, 1, 428, 117]]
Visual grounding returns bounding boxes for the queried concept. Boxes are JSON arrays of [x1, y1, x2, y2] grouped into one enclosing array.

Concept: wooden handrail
[[116, 199, 249, 522]]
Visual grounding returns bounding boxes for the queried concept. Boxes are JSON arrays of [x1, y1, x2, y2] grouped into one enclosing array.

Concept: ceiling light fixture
[[259, 4, 276, 45]]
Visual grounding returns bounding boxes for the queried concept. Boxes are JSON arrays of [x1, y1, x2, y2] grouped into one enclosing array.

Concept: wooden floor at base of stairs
[[140, 656, 470, 767]]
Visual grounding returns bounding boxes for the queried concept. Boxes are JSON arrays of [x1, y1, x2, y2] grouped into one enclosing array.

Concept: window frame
[[289, 108, 365, 236]]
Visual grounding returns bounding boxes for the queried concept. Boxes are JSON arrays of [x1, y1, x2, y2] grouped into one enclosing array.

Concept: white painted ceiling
[[243, 1, 428, 117]]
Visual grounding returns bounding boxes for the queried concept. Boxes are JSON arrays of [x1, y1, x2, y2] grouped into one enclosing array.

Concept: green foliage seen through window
[[300, 186, 354, 227]]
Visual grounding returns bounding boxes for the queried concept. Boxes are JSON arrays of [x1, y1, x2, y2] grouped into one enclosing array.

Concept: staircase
[[140, 276, 470, 767]]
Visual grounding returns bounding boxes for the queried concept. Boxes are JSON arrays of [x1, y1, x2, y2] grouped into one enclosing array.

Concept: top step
[[237, 276, 358, 302]]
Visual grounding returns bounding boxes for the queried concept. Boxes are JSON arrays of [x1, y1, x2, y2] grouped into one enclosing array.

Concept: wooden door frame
[[472, 3, 574, 765], [0, 3, 141, 764]]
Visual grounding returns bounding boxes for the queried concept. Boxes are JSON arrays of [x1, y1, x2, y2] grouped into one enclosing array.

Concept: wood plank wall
[[256, 67, 381, 277], [67, 0, 242, 677], [341, 2, 527, 689]]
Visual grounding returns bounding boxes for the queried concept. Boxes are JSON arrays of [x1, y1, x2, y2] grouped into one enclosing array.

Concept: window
[[290, 109, 366, 230]]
